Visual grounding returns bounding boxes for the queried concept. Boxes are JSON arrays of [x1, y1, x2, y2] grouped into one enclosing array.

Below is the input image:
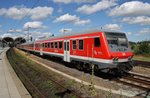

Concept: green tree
[[138, 42, 150, 54], [133, 45, 140, 54]]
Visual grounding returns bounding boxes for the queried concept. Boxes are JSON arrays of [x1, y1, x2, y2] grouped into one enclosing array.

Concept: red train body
[[17, 30, 134, 73]]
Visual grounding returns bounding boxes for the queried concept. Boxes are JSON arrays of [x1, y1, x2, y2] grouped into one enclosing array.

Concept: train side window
[[45, 43, 48, 48], [72, 40, 76, 49], [79, 39, 84, 50], [42, 43, 44, 48], [51, 42, 53, 48], [59, 41, 62, 49], [48, 42, 50, 48], [55, 42, 58, 48], [94, 37, 100, 47]]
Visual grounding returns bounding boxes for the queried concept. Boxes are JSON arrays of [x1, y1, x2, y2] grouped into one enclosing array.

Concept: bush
[[132, 45, 139, 54], [130, 40, 150, 55], [138, 42, 150, 54]]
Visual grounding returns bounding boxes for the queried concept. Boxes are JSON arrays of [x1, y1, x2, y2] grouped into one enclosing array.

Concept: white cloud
[[0, 30, 2, 33], [30, 6, 53, 20], [122, 16, 150, 25], [109, 1, 150, 16], [53, 0, 95, 4], [7, 29, 22, 33], [59, 28, 72, 33], [0, 7, 28, 20], [31, 31, 52, 40], [54, 13, 90, 25], [126, 32, 132, 35], [103, 24, 121, 30], [58, 8, 63, 13], [55, 14, 77, 22], [139, 28, 150, 35], [24, 21, 47, 29], [77, 0, 117, 14], [74, 19, 90, 25], [0, 6, 53, 20], [1, 33, 13, 38]]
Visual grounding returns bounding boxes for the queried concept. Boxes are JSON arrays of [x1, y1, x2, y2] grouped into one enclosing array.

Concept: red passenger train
[[17, 30, 134, 73]]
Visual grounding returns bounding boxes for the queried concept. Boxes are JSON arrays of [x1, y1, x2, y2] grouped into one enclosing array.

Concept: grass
[[133, 55, 150, 62], [7, 48, 78, 98]]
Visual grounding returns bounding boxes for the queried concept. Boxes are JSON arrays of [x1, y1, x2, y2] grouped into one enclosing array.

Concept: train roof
[[20, 29, 124, 44], [36, 29, 124, 41]]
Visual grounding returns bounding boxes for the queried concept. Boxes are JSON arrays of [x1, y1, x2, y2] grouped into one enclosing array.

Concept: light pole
[[23, 25, 31, 43]]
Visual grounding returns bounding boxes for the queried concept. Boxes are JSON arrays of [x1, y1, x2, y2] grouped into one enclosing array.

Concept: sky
[[0, 0, 150, 42]]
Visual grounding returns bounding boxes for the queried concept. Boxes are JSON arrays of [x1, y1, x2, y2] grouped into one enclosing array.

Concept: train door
[[40, 43, 43, 55], [64, 40, 70, 62], [33, 42, 35, 51]]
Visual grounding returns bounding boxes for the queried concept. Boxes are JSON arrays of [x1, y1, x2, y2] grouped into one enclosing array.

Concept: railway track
[[134, 60, 150, 68], [9, 49, 46, 98], [30, 51, 150, 93], [8, 49, 82, 98], [24, 49, 150, 92], [115, 72, 150, 91], [11, 48, 150, 97]]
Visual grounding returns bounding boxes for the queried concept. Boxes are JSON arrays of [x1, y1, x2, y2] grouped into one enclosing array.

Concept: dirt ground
[[132, 66, 150, 76]]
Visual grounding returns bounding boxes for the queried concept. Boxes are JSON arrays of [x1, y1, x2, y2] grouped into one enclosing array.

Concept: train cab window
[[72, 40, 76, 49], [79, 40, 83, 50], [94, 37, 100, 47], [48, 42, 50, 48], [51, 43, 54, 48], [55, 42, 58, 48], [59, 41, 62, 49]]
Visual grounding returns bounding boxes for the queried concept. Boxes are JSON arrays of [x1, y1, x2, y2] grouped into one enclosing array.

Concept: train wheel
[[94, 65, 99, 72], [107, 69, 123, 77], [76, 62, 83, 71], [83, 63, 90, 72]]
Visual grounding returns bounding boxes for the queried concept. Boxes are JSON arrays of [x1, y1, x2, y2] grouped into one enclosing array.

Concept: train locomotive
[[17, 30, 134, 74]]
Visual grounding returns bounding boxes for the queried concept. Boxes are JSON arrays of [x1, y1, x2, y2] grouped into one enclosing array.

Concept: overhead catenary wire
[[12, 0, 40, 29]]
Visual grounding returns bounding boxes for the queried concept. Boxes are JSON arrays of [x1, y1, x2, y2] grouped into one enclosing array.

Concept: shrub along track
[[7, 48, 82, 98]]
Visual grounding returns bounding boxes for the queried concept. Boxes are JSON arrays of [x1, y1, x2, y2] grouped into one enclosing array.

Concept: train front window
[[94, 37, 100, 47], [105, 32, 128, 47]]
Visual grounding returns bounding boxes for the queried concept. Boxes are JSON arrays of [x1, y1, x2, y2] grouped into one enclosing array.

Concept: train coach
[[17, 30, 134, 73]]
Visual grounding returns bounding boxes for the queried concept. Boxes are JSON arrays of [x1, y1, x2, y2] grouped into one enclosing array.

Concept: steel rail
[[134, 60, 150, 68]]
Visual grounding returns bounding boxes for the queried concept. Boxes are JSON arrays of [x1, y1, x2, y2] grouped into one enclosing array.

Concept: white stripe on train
[[25, 49, 129, 64]]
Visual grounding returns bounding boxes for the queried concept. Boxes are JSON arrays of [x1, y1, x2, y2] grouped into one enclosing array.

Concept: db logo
[[122, 53, 125, 56]]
